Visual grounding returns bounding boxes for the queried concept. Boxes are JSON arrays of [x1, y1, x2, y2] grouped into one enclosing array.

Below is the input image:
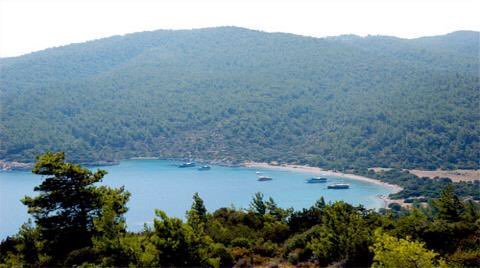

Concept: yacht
[[307, 177, 328, 183], [257, 175, 273, 181], [327, 183, 350, 189], [198, 165, 211, 171], [178, 162, 195, 168], [258, 175, 273, 181]]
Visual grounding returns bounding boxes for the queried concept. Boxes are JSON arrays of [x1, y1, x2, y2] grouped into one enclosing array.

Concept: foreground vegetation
[[1, 28, 479, 170], [1, 152, 479, 267]]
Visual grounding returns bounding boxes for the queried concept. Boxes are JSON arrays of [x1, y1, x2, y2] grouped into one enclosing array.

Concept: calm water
[[0, 159, 394, 239]]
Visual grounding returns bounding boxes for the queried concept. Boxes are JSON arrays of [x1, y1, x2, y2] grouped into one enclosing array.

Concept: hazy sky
[[0, 0, 478, 58]]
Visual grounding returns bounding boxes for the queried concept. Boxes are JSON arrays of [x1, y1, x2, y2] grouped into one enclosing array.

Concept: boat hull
[[198, 166, 211, 171], [178, 162, 195, 168], [307, 177, 327, 183], [327, 184, 350, 189]]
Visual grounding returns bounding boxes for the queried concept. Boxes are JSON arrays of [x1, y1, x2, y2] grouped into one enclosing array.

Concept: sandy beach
[[244, 161, 403, 193], [245, 162, 405, 208]]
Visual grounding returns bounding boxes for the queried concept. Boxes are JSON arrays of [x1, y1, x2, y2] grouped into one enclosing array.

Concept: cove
[[0, 159, 396, 239]]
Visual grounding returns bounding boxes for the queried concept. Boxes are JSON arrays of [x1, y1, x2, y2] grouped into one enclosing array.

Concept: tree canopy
[[1, 28, 478, 170], [18, 152, 129, 265]]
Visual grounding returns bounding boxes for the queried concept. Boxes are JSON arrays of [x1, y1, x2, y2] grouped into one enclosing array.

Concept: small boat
[[257, 175, 273, 181], [198, 165, 211, 171], [178, 162, 196, 168], [327, 183, 350, 189], [256, 171, 262, 175], [307, 177, 328, 183]]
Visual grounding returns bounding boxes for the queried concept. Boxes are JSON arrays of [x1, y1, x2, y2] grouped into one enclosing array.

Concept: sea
[[0, 159, 395, 239]]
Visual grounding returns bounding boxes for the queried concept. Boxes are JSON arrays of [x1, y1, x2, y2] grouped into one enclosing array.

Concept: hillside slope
[[0, 27, 478, 169]]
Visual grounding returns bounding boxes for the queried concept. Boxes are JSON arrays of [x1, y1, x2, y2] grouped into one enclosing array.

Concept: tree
[[392, 207, 429, 240], [314, 197, 326, 209], [433, 185, 465, 221], [187, 192, 208, 230], [307, 202, 371, 266], [21, 152, 106, 264], [371, 230, 446, 268], [92, 186, 131, 266], [288, 197, 326, 234], [462, 200, 480, 223], [151, 210, 204, 266], [250, 192, 266, 215], [0, 220, 42, 267]]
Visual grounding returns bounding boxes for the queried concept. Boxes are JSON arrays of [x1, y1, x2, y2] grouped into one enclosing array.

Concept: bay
[[0, 159, 395, 239]]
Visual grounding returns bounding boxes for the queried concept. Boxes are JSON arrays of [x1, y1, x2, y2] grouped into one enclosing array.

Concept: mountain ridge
[[1, 27, 477, 60]]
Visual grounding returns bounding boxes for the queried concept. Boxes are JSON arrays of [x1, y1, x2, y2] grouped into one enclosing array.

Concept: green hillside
[[0, 27, 478, 169]]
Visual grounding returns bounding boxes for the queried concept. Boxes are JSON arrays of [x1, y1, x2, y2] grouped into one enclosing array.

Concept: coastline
[[2, 157, 405, 208], [0, 160, 33, 171], [244, 161, 403, 192], [244, 161, 404, 207], [2, 158, 402, 193]]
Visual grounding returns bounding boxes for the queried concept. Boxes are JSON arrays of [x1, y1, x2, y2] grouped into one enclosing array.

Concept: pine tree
[[92, 186, 131, 266], [22, 152, 106, 264], [187, 192, 208, 230], [433, 185, 464, 221], [250, 192, 266, 215]]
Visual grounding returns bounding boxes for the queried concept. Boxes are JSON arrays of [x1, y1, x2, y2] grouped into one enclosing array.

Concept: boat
[[178, 162, 195, 168], [257, 175, 273, 181], [306, 177, 327, 183], [327, 183, 350, 189], [256, 171, 262, 175], [198, 165, 211, 171]]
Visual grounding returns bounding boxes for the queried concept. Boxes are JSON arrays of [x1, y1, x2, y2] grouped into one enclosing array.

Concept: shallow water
[[0, 159, 394, 239]]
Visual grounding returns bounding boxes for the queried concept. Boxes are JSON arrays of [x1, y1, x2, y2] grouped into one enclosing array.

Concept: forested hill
[[1, 27, 478, 169]]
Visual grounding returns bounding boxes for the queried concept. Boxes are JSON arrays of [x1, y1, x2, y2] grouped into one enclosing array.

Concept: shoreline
[[244, 161, 403, 208], [0, 160, 33, 171], [0, 158, 402, 192], [2, 158, 405, 208], [244, 161, 403, 192]]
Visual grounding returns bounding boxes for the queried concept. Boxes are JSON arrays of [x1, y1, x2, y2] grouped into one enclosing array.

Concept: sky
[[0, 0, 479, 58]]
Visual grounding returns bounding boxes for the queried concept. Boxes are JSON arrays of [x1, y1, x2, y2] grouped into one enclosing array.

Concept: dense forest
[[0, 152, 479, 267], [0, 27, 479, 170]]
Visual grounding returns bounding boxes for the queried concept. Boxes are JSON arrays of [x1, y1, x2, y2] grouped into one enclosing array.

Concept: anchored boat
[[178, 162, 196, 168], [327, 183, 350, 189], [306, 177, 328, 183], [198, 165, 211, 171], [257, 175, 273, 181]]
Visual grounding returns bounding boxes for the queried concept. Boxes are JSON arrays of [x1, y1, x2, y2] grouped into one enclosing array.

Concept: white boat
[[178, 162, 195, 168], [198, 165, 211, 171], [306, 177, 327, 183]]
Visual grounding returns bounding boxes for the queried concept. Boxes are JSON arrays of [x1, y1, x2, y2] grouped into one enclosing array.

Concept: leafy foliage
[[371, 231, 446, 268], [1, 28, 478, 170]]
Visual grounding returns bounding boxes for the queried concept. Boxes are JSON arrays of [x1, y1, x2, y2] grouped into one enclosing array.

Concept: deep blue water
[[0, 159, 394, 239]]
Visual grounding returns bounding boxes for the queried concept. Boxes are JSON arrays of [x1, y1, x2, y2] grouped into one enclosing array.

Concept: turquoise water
[[0, 159, 394, 239]]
